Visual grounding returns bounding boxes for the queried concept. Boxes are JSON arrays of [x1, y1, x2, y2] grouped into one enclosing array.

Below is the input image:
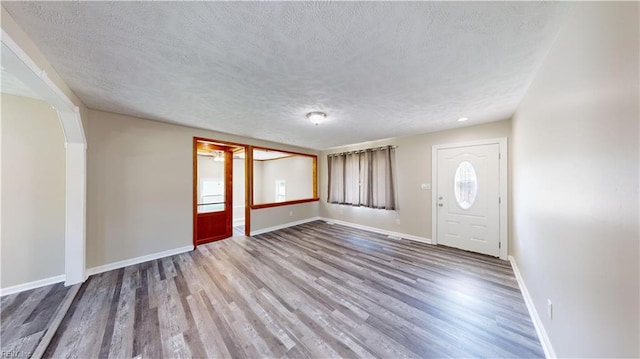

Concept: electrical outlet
[[339, 208, 343, 215], [395, 219, 401, 225], [289, 211, 293, 217], [547, 299, 553, 320]]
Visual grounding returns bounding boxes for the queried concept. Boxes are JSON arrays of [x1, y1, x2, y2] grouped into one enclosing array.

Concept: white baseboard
[[0, 274, 65, 297], [250, 217, 322, 236], [233, 205, 245, 227], [509, 255, 556, 359], [247, 216, 432, 246], [86, 245, 194, 277], [319, 217, 432, 244]]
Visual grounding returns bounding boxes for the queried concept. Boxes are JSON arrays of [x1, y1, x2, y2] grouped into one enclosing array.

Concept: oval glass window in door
[[454, 161, 478, 209]]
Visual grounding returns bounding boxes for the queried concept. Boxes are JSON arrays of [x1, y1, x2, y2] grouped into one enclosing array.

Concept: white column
[[65, 142, 86, 285]]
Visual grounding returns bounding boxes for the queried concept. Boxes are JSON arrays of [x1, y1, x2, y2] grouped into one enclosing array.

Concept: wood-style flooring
[[5, 221, 544, 358], [1, 282, 76, 358]]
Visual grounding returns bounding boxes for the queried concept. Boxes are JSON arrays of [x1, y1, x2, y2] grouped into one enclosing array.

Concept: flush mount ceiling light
[[457, 117, 469, 122], [306, 111, 327, 126], [212, 150, 225, 162]]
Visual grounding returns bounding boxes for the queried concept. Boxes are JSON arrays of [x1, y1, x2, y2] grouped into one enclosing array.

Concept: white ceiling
[[3, 2, 565, 150]]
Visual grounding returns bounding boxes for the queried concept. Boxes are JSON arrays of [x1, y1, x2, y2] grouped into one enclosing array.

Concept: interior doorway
[[193, 138, 249, 247], [432, 138, 508, 259], [231, 147, 247, 236]]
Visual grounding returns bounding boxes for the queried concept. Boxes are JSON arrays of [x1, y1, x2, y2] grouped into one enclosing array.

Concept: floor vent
[[387, 235, 402, 240], [325, 221, 335, 225]]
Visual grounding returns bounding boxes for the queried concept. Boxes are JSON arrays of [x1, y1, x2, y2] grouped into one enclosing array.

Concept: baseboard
[[319, 217, 432, 244], [86, 245, 194, 277], [250, 217, 322, 236], [233, 205, 245, 227], [509, 255, 556, 359], [0, 274, 65, 297]]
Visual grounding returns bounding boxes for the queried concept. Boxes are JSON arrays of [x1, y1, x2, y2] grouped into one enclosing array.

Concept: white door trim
[[431, 137, 508, 260], [1, 30, 87, 285]]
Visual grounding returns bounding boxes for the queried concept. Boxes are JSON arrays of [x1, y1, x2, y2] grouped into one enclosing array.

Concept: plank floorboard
[[0, 282, 73, 358], [5, 220, 543, 358]]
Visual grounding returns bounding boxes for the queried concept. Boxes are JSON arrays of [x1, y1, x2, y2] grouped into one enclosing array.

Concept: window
[[251, 147, 319, 208], [275, 180, 286, 202], [454, 161, 478, 209], [200, 178, 224, 210], [327, 145, 396, 209]]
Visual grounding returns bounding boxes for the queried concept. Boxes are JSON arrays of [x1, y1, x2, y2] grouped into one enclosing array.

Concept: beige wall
[[87, 109, 318, 268], [1, 94, 66, 288], [250, 202, 320, 232], [255, 156, 314, 204], [232, 157, 246, 224], [511, 2, 639, 357], [253, 161, 264, 204], [319, 120, 511, 240]]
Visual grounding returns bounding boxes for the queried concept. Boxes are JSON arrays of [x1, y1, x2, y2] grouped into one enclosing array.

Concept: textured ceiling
[[3, 2, 564, 149]]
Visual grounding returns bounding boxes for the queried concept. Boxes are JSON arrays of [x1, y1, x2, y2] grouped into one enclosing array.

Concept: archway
[[2, 30, 86, 286]]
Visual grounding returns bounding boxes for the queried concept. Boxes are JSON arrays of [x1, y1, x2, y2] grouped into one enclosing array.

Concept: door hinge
[[499, 153, 501, 159], [498, 197, 502, 204], [499, 242, 501, 249]]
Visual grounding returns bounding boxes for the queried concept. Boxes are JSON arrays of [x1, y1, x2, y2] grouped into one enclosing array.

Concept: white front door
[[436, 143, 500, 256]]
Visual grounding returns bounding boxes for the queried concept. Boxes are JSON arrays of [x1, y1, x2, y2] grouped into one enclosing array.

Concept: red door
[[194, 141, 232, 245]]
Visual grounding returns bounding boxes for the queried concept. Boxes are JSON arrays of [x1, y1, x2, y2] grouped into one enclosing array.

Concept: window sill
[[250, 198, 319, 210]]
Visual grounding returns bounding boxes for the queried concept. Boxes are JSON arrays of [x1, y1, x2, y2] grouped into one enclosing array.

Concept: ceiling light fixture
[[213, 150, 225, 162], [457, 117, 469, 122], [307, 111, 326, 126]]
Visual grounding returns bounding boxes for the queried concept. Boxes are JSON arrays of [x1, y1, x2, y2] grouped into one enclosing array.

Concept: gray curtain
[[371, 147, 395, 209], [344, 152, 359, 205], [327, 154, 344, 203], [327, 146, 396, 209]]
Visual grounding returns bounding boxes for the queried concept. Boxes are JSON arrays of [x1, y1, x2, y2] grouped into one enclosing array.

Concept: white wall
[[319, 120, 511, 241], [1, 94, 66, 288], [87, 109, 318, 269], [511, 2, 639, 357]]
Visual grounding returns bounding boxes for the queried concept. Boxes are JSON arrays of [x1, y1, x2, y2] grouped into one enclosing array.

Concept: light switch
[[420, 183, 431, 190]]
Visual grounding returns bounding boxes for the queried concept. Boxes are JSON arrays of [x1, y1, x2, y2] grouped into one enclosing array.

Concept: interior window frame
[[250, 146, 319, 209]]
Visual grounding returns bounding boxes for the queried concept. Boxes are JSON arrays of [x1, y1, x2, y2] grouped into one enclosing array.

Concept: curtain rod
[[327, 145, 398, 157]]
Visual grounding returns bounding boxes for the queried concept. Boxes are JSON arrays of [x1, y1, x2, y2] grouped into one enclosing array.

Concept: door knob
[[438, 203, 443, 207]]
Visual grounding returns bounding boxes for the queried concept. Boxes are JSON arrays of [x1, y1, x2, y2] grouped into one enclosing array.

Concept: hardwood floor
[[6, 221, 544, 358], [1, 282, 77, 358]]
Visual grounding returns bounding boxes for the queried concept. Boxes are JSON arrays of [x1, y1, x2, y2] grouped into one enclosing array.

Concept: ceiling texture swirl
[[3, 2, 564, 149]]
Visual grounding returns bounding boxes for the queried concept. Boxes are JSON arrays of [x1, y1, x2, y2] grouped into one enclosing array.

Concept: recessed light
[[457, 117, 469, 122]]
